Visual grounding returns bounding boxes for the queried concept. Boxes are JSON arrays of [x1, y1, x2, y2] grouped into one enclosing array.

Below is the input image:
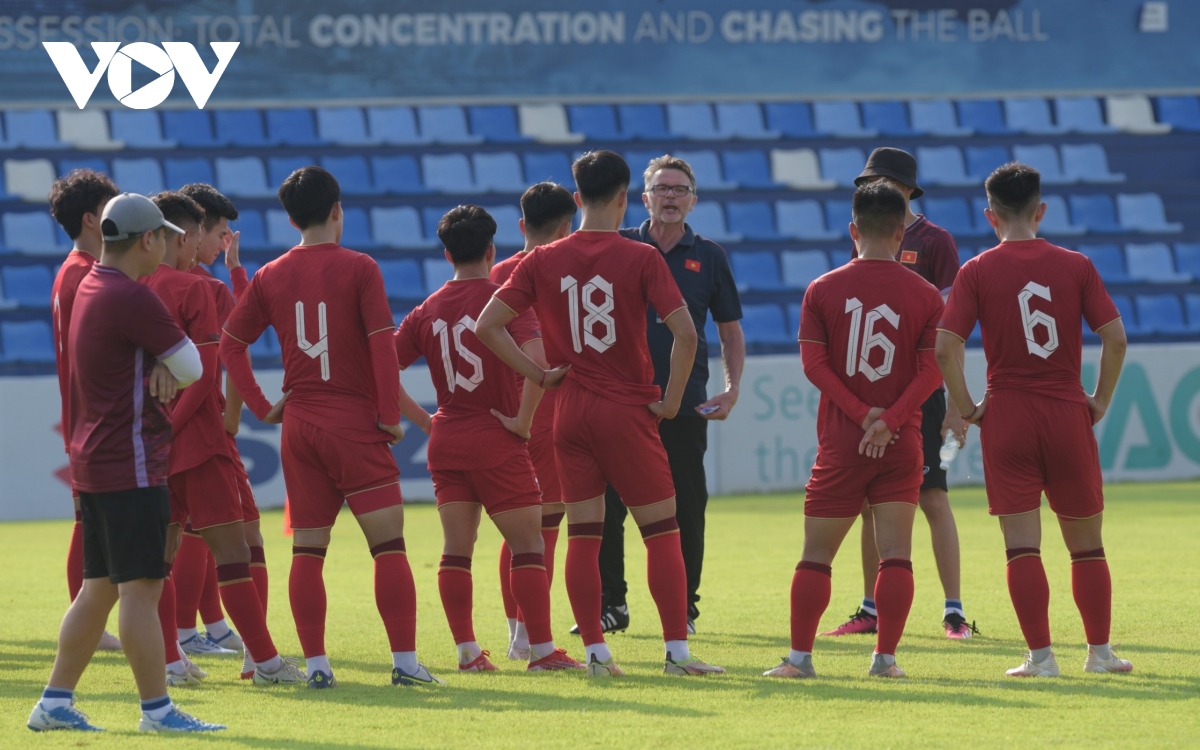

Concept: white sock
[[873, 652, 896, 666], [530, 641, 556, 660], [665, 640, 689, 662], [177, 627, 199, 642], [39, 687, 73, 711], [393, 651, 418, 674], [1089, 643, 1112, 660], [140, 694, 173, 721], [584, 643, 612, 664], [457, 641, 482, 664], [204, 620, 231, 640], [166, 659, 187, 675], [860, 597, 877, 617], [306, 655, 332, 676], [512, 621, 529, 650], [256, 655, 282, 672], [789, 650, 811, 665], [506, 617, 518, 642], [1031, 646, 1054, 663]]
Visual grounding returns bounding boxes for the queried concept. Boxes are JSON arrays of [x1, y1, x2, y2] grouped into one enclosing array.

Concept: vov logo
[[43, 42, 238, 110]]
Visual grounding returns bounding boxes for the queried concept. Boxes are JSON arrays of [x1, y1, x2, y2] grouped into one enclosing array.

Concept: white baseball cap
[[101, 193, 185, 241]]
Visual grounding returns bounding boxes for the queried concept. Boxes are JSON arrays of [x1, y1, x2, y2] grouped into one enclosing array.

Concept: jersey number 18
[[561, 275, 616, 354]]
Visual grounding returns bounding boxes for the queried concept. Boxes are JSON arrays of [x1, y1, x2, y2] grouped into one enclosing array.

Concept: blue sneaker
[[27, 702, 104, 732], [391, 664, 445, 686], [307, 670, 338, 689], [180, 632, 237, 656], [138, 706, 225, 732]]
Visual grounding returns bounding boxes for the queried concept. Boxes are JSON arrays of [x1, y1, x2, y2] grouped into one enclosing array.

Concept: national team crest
[[685, 259, 701, 272], [900, 250, 918, 264]]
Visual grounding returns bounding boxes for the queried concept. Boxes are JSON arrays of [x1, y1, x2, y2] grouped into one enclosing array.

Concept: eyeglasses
[[647, 184, 694, 197]]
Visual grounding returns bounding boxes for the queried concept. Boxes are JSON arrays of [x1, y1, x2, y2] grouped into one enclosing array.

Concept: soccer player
[[936, 163, 1132, 677], [764, 182, 944, 680], [145, 192, 301, 686], [490, 182, 576, 659], [476, 151, 723, 677], [27, 193, 222, 732], [220, 166, 440, 689], [824, 147, 974, 639], [47, 169, 123, 653], [395, 205, 582, 673]]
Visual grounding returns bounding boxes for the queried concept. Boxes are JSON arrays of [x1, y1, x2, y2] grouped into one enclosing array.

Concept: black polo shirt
[[620, 220, 743, 417]]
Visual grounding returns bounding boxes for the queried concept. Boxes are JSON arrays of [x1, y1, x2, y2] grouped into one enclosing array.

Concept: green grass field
[[2, 482, 1198, 748]]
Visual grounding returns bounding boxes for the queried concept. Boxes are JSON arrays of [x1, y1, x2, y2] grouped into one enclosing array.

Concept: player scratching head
[[49, 168, 120, 259], [571, 150, 630, 231], [98, 193, 185, 279], [151, 191, 204, 272], [519, 181, 576, 251], [984, 162, 1046, 242], [438, 205, 497, 280], [278, 165, 343, 247], [850, 181, 908, 260], [180, 183, 239, 266]]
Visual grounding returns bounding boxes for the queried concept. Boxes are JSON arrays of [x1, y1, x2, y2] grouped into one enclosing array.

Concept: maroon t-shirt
[[898, 215, 959, 294], [69, 265, 190, 493]]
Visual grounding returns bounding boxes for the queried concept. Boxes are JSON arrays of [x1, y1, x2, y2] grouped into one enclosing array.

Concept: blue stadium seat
[[861, 101, 917, 136], [763, 103, 818, 138], [956, 99, 1016, 135], [265, 108, 323, 146], [422, 258, 454, 293], [522, 152, 574, 189], [1155, 96, 1200, 132], [266, 210, 298, 247], [787, 304, 802, 337], [781, 249, 830, 289], [624, 150, 661, 176], [371, 155, 430, 195], [1078, 244, 1130, 282], [1040, 196, 1087, 236], [813, 101, 876, 138], [472, 152, 526, 193], [1054, 97, 1116, 134], [320, 155, 375, 195], [1004, 97, 1068, 135], [233, 209, 269, 250], [318, 107, 377, 145], [823, 200, 854, 239], [725, 201, 781, 241], [162, 111, 216, 147], [215, 157, 274, 198], [57, 158, 108, 177], [1174, 243, 1200, 278], [818, 147, 866, 188], [1012, 144, 1069, 184], [686, 202, 740, 242], [1060, 144, 1125, 184], [365, 106, 425, 145], [1110, 295, 1138, 335], [667, 103, 720, 140], [248, 326, 279, 359], [731, 251, 783, 291], [924, 197, 987, 238], [740, 304, 793, 346], [214, 110, 268, 147], [1126, 242, 1191, 282], [267, 156, 312, 188], [164, 158, 214, 189], [1, 320, 55, 363], [421, 154, 479, 193], [418, 106, 483, 145], [467, 105, 528, 143], [958, 245, 977, 267], [421, 208, 448, 241], [965, 145, 1010, 182], [1135, 294, 1188, 334], [109, 111, 174, 148], [721, 150, 780, 189], [1116, 193, 1183, 233], [377, 259, 425, 300], [371, 207, 435, 249], [208, 262, 231, 287], [1068, 195, 1121, 233], [1186, 295, 1200, 332], [714, 102, 780, 139], [828, 248, 853, 268], [675, 150, 735, 190], [340, 207, 375, 248], [624, 202, 645, 232], [4, 111, 65, 148], [487, 206, 525, 247], [566, 104, 628, 141], [113, 158, 164, 195], [1, 265, 52, 306], [909, 99, 973, 136], [618, 104, 670, 140], [916, 146, 975, 186]]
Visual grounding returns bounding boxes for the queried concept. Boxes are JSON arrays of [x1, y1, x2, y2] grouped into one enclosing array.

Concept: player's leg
[[437, 496, 490, 671], [173, 526, 231, 656], [159, 522, 192, 684], [869, 499, 918, 677], [821, 500, 879, 637], [198, 551, 235, 648], [918, 393, 970, 638], [66, 493, 84, 602], [238, 461, 268, 618], [595, 484, 630, 629], [999, 511, 1057, 676], [660, 416, 708, 633]]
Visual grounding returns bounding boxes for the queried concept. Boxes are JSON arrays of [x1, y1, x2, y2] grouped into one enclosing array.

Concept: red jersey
[[493, 231, 687, 406], [939, 239, 1120, 404], [52, 250, 97, 454], [799, 258, 944, 466], [395, 277, 540, 471], [490, 252, 555, 437], [143, 265, 228, 474], [69, 265, 190, 493], [190, 265, 237, 326], [222, 243, 400, 443]]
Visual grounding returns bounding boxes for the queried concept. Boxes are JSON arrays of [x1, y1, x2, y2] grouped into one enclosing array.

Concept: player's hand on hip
[[696, 389, 738, 420], [262, 391, 290, 425], [378, 421, 405, 445], [540, 364, 571, 390], [965, 392, 989, 427], [490, 409, 531, 440], [858, 419, 894, 459], [942, 410, 968, 448], [411, 410, 432, 436], [647, 400, 677, 420], [149, 362, 178, 404], [224, 230, 241, 269], [224, 412, 239, 436], [861, 407, 886, 432], [1085, 394, 1108, 425]]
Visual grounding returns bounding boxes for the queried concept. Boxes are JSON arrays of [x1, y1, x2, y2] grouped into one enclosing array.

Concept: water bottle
[[938, 433, 960, 471]]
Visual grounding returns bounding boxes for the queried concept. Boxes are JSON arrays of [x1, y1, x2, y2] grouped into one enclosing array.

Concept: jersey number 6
[[1018, 281, 1059, 359]]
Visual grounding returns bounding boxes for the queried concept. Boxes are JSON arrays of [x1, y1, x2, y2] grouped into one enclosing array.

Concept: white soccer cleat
[[868, 653, 907, 678], [507, 643, 531, 661], [96, 630, 122, 651], [763, 655, 816, 679], [253, 659, 307, 685], [585, 654, 624, 678], [181, 654, 208, 681], [1084, 647, 1133, 674], [166, 667, 202, 688], [1006, 652, 1061, 677]]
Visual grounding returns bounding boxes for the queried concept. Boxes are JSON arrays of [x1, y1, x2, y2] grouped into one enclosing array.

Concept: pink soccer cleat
[[527, 649, 586, 671], [459, 651, 499, 672], [943, 613, 980, 640], [820, 609, 877, 636], [1084, 647, 1133, 674]]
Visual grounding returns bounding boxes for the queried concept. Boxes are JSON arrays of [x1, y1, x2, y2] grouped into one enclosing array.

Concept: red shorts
[[554, 383, 675, 507], [804, 457, 923, 519], [280, 415, 401, 530], [226, 434, 259, 523], [528, 427, 561, 504], [168, 454, 243, 530], [432, 449, 542, 517], [979, 391, 1104, 519]]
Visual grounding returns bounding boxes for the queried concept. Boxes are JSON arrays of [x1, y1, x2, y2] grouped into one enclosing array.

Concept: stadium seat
[[813, 101, 876, 138], [725, 201, 782, 241], [1003, 97, 1068, 135], [924, 197, 987, 237], [486, 206, 525, 247], [740, 304, 793, 346], [958, 245, 976, 267], [1174, 243, 1200, 278], [1078, 244, 1130, 282], [264, 108, 323, 146], [232, 209, 269, 250], [0, 265, 52, 306], [1040, 196, 1087, 236], [1126, 242, 1191, 282], [339, 207, 375, 248], [1011, 144, 1069, 184], [787, 303, 802, 337], [714, 102, 780, 139], [1053, 97, 1116, 134], [731, 251, 783, 291], [781, 249, 830, 289], [162, 111, 217, 147], [1155, 96, 1200, 132], [964, 145, 1010, 182], [421, 208, 448, 240], [909, 99, 973, 136], [518, 104, 583, 143], [371, 207, 435, 249], [1060, 144, 1125, 184], [418, 106, 484, 144], [266, 209, 298, 247], [467, 105, 527, 143], [770, 149, 835, 190], [818, 147, 866, 188], [109, 110, 175, 148], [916, 146, 975, 186], [675, 150, 736, 190], [4, 159, 55, 202], [371, 155, 430, 195], [522, 152, 575, 188], [823, 200, 853, 239], [319, 155, 375, 195], [1110, 294, 1138, 334], [214, 110, 268, 146], [472, 152, 526, 193], [421, 153, 479, 193], [861, 101, 917, 136], [164, 158, 215, 189], [623, 202, 645, 232], [722, 150, 780, 189], [1067, 194, 1121, 234], [828, 248, 853, 268], [686, 202, 740, 242], [57, 158, 108, 178], [422, 258, 455, 293], [266, 156, 311, 188], [1106, 95, 1170, 134], [618, 104, 670, 140], [4, 111, 66, 148], [566, 104, 628, 141], [377, 259, 425, 300], [1186, 295, 1200, 332], [0, 320, 55, 364], [1135, 294, 1188, 334], [113, 158, 164, 195], [763, 102, 818, 138], [366, 106, 429, 145], [1116, 193, 1183, 233], [3, 212, 62, 254], [969, 197, 993, 235], [956, 99, 1016, 135], [57, 110, 122, 150], [215, 157, 274, 198], [667, 103, 720, 140], [317, 106, 379, 146]]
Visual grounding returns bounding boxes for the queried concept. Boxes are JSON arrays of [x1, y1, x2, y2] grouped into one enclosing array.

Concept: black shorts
[[920, 391, 948, 493], [79, 487, 170, 584]]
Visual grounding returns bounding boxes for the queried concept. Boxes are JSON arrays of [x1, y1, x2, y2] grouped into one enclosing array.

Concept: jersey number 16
[[845, 297, 899, 382]]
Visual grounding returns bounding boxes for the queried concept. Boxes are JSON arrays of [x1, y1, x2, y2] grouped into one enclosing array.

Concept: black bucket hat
[[854, 147, 923, 199]]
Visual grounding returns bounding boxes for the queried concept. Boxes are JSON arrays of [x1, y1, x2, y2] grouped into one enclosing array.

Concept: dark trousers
[[599, 416, 709, 618]]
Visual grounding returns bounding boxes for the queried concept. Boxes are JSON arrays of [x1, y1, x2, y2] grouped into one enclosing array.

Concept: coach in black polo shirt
[[576, 154, 745, 636]]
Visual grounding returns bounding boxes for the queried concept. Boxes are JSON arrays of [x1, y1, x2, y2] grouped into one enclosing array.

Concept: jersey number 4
[[562, 275, 616, 354], [845, 297, 898, 382], [295, 301, 330, 381], [1019, 281, 1058, 359], [433, 316, 484, 392]]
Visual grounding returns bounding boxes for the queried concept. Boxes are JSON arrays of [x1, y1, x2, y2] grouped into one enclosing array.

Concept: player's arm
[[397, 381, 431, 436], [879, 349, 943, 435], [476, 298, 567, 388], [650, 306, 698, 419], [224, 375, 245, 435], [225, 231, 250, 299], [493, 338, 549, 440], [368, 327, 405, 444], [220, 282, 278, 422], [935, 330, 982, 424], [800, 341, 873, 428], [697, 320, 744, 420], [171, 342, 219, 428], [1088, 317, 1127, 424], [150, 339, 203, 402]]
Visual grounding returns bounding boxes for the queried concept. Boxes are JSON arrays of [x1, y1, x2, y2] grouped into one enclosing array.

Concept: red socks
[[249, 545, 268, 616], [499, 512, 564, 625], [497, 542, 518, 620], [790, 561, 831, 653], [371, 538, 417, 653], [198, 550, 223, 625], [1006, 548, 1052, 650], [511, 553, 552, 646], [1071, 547, 1112, 645], [874, 558, 914, 656], [438, 555, 475, 645], [158, 562, 178, 664], [565, 523, 604, 646], [541, 512, 564, 585], [290, 546, 327, 658], [640, 518, 689, 642], [172, 532, 208, 630], [67, 512, 83, 602], [217, 562, 278, 663]]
